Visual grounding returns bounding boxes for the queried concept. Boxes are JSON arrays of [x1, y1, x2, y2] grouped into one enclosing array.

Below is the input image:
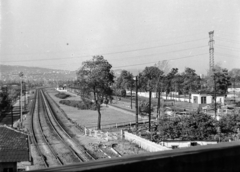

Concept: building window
[[201, 97, 206, 104]]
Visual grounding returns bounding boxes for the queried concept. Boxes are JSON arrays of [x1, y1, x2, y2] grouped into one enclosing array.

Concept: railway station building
[[0, 125, 30, 172]]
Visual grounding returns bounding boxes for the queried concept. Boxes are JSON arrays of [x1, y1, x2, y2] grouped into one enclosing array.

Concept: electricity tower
[[209, 31, 214, 71]]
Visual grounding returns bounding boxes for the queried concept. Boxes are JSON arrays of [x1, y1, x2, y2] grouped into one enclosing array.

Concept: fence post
[[89, 129, 92, 136], [116, 123, 117, 128], [106, 132, 109, 141], [84, 128, 87, 136]]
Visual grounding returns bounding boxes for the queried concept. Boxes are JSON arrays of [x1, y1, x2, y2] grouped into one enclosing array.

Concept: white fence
[[84, 128, 122, 141], [124, 131, 170, 152]]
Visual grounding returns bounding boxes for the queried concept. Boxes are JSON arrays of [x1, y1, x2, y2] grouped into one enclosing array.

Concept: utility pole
[[214, 73, 217, 119], [149, 89, 152, 132], [19, 72, 24, 129], [234, 78, 236, 104], [130, 83, 132, 109], [135, 76, 138, 132], [24, 82, 27, 111], [209, 31, 215, 71], [11, 105, 13, 128]]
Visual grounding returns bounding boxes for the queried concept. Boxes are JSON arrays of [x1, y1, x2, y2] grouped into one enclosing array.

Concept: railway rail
[[42, 90, 96, 161], [38, 89, 81, 164], [30, 89, 96, 168], [30, 90, 63, 167]]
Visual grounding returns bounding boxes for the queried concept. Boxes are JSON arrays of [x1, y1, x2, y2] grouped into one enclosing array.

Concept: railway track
[[30, 89, 96, 168], [30, 90, 63, 167], [38, 89, 82, 164], [42, 90, 96, 161]]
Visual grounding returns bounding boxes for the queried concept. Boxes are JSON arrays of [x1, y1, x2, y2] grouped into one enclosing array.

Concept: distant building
[[0, 125, 30, 172], [191, 93, 225, 105]]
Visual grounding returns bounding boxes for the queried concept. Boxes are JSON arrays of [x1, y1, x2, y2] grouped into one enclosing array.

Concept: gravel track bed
[[39, 90, 82, 164], [32, 94, 61, 167]]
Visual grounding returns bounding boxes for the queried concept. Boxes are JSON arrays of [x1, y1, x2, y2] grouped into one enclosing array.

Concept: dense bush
[[114, 89, 126, 97], [156, 113, 217, 141], [55, 92, 71, 99], [139, 100, 154, 115], [59, 99, 96, 110]]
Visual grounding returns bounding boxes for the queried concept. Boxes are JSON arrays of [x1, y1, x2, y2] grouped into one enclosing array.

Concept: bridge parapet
[[30, 141, 240, 172]]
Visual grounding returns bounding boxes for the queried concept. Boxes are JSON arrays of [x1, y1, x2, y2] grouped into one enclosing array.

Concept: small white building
[[191, 93, 212, 104], [191, 93, 225, 105]]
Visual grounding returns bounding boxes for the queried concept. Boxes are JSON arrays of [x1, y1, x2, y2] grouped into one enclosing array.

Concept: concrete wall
[[228, 88, 240, 92], [124, 131, 170, 152], [137, 92, 157, 98]]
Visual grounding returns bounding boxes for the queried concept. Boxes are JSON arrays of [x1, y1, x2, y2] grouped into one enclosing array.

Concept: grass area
[[47, 88, 137, 128]]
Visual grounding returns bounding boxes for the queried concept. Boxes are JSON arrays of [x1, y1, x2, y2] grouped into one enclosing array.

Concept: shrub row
[[59, 99, 96, 110], [55, 93, 71, 99]]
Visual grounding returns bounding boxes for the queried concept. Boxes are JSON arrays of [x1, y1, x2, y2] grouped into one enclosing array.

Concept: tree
[[213, 68, 231, 96], [157, 113, 217, 141], [76, 56, 114, 129], [155, 60, 171, 74], [182, 113, 217, 141], [218, 114, 240, 142], [171, 74, 184, 100], [141, 66, 163, 131], [0, 86, 11, 115], [115, 70, 134, 107], [182, 67, 201, 102], [164, 68, 178, 99]]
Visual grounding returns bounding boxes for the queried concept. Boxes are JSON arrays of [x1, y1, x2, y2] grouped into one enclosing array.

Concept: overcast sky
[[1, 0, 240, 74]]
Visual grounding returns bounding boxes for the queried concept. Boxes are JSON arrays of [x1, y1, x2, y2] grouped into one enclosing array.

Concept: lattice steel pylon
[[208, 31, 215, 71]]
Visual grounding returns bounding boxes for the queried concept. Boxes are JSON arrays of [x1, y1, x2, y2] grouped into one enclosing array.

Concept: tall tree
[[0, 86, 11, 115], [164, 68, 178, 99], [182, 67, 201, 102], [116, 70, 134, 108], [141, 66, 163, 131], [76, 56, 114, 129], [155, 60, 171, 74], [212, 68, 231, 96]]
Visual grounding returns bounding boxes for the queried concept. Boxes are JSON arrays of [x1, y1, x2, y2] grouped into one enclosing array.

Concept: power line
[[1, 45, 208, 63], [215, 36, 240, 44], [112, 53, 208, 69], [215, 45, 240, 52], [215, 52, 239, 59], [1, 37, 207, 57], [1, 34, 208, 56]]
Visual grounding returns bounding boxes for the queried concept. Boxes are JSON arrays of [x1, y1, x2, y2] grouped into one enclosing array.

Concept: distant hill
[[0, 65, 76, 81], [112, 68, 143, 78], [0, 64, 144, 82]]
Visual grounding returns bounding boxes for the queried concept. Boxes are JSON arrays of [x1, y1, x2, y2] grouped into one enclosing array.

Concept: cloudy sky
[[1, 0, 240, 74]]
